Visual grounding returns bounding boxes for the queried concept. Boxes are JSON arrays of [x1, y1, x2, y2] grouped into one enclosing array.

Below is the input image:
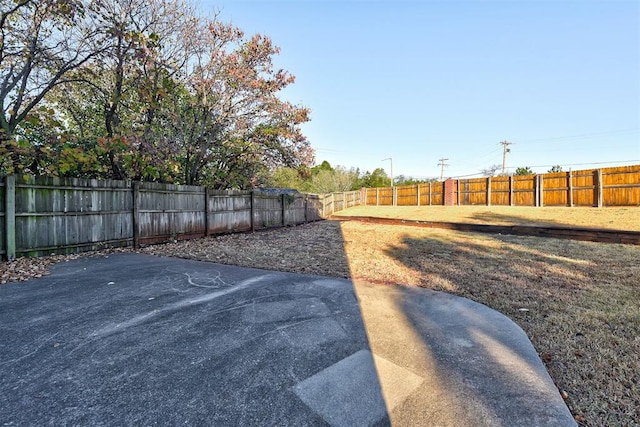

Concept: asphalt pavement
[[0, 253, 576, 426]]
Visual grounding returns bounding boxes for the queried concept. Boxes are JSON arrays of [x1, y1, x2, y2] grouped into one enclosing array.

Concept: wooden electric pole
[[500, 141, 512, 174], [438, 158, 449, 181]]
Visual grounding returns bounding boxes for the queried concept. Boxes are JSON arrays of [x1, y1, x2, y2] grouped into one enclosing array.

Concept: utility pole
[[437, 158, 449, 181], [500, 141, 512, 175]]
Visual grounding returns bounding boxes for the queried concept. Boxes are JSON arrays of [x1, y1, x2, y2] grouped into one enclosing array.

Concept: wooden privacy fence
[[363, 165, 640, 208], [364, 182, 445, 206], [320, 190, 362, 215], [0, 175, 359, 260]]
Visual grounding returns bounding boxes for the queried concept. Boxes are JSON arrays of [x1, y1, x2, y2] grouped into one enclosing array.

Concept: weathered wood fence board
[[138, 182, 206, 245], [283, 195, 307, 225], [208, 190, 252, 234], [306, 195, 324, 222], [254, 193, 284, 228], [1, 175, 358, 260], [422, 182, 444, 206], [13, 176, 133, 257]]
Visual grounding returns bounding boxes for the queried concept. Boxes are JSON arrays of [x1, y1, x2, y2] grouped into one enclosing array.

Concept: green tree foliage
[[0, 0, 313, 188], [264, 161, 356, 193], [0, 0, 106, 174], [308, 166, 359, 193], [261, 167, 305, 190], [263, 162, 439, 193], [394, 175, 434, 186], [514, 166, 534, 176], [359, 168, 390, 188]]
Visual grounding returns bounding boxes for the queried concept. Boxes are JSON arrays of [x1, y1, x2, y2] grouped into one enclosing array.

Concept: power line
[[450, 159, 640, 178], [454, 146, 502, 167], [513, 160, 640, 169], [514, 128, 639, 145]]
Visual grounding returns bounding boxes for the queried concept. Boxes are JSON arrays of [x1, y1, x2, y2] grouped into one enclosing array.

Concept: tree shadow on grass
[[468, 209, 639, 232], [379, 231, 640, 425], [469, 211, 569, 228]]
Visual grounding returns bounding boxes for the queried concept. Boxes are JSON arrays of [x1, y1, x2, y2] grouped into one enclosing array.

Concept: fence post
[[304, 195, 308, 223], [428, 182, 432, 206], [251, 190, 256, 231], [487, 177, 492, 206], [132, 181, 140, 249], [4, 175, 16, 261], [376, 188, 379, 206], [534, 175, 541, 207], [596, 169, 603, 207], [539, 175, 544, 207], [204, 188, 210, 236], [457, 180, 461, 206], [417, 184, 420, 206], [568, 170, 573, 207], [343, 192, 347, 210], [392, 186, 397, 206], [281, 194, 286, 226], [509, 175, 514, 206]]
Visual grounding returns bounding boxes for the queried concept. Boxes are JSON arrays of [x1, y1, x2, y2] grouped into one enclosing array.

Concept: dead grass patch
[[336, 205, 640, 231]]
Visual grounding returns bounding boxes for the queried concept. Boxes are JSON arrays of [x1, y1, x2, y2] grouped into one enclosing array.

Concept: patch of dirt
[[139, 222, 351, 278]]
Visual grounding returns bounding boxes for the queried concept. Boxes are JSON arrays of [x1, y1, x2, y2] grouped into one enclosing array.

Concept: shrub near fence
[[0, 175, 359, 260], [363, 165, 640, 208]]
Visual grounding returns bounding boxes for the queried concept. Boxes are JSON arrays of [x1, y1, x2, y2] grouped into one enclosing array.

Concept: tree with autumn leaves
[[0, 0, 312, 188]]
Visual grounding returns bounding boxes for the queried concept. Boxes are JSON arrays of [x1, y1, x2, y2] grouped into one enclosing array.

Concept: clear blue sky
[[202, 0, 640, 180]]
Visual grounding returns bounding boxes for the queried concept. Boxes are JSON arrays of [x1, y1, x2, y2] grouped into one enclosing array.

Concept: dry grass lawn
[[336, 205, 640, 231]]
